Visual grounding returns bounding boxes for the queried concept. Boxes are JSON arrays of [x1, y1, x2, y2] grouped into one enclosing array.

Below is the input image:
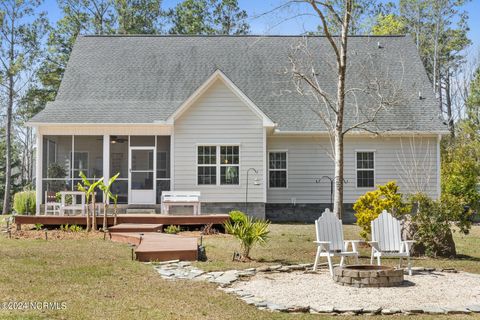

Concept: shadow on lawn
[[454, 254, 480, 262]]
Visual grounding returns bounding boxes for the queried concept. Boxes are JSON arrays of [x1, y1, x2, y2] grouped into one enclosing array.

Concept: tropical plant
[[76, 172, 103, 232], [353, 181, 411, 240], [110, 194, 119, 226], [12, 191, 36, 215], [224, 211, 270, 260], [98, 173, 120, 231]]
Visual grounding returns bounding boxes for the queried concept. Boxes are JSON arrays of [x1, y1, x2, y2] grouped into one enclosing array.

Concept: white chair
[[370, 210, 415, 276], [44, 191, 61, 215], [313, 209, 361, 276]]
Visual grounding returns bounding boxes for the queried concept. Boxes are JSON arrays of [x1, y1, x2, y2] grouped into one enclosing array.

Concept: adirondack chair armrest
[[313, 241, 331, 251], [368, 241, 381, 252], [402, 240, 415, 253], [343, 240, 363, 252]]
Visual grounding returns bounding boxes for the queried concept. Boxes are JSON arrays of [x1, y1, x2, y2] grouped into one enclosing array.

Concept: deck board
[[15, 214, 229, 229]]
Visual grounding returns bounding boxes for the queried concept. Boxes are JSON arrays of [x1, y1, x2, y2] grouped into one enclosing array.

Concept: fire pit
[[333, 265, 404, 288]]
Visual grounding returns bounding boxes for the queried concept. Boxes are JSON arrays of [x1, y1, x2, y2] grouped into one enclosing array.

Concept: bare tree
[[288, 0, 406, 218], [395, 137, 435, 194]]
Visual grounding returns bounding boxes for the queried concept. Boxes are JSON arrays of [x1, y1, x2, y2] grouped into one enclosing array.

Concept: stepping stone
[[467, 305, 480, 313], [362, 307, 382, 314], [444, 307, 471, 314], [423, 307, 446, 314], [310, 306, 334, 313], [381, 308, 401, 315], [267, 303, 288, 312], [335, 307, 362, 314]]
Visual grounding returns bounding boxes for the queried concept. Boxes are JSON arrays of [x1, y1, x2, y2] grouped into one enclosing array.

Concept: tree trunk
[[3, 75, 14, 215], [86, 197, 91, 232], [103, 203, 108, 231], [92, 196, 97, 231], [333, 131, 344, 219], [444, 71, 454, 136], [332, 2, 349, 220], [113, 203, 118, 225]]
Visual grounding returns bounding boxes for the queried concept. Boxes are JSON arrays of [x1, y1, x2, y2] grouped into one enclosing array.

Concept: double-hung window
[[268, 151, 287, 188], [197, 145, 239, 185], [356, 151, 375, 188], [197, 146, 217, 185]]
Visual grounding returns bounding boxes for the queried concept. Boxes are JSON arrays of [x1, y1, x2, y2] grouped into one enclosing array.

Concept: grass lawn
[[0, 217, 479, 320]]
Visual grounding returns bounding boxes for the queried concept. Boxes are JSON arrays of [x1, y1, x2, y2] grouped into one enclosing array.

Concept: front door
[[129, 147, 156, 204]]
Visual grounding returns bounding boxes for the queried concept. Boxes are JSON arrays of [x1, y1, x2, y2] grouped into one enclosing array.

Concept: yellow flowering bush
[[353, 181, 411, 240]]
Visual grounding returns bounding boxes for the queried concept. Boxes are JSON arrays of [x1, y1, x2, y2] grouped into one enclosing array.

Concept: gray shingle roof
[[30, 35, 447, 132]]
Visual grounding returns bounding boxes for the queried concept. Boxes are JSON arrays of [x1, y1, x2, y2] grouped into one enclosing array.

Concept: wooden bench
[[161, 191, 201, 215]]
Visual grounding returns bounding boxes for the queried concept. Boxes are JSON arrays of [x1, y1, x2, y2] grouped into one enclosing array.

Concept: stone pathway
[[152, 261, 480, 316]]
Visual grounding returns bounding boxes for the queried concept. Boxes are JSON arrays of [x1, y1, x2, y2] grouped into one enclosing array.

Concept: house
[[28, 35, 447, 222]]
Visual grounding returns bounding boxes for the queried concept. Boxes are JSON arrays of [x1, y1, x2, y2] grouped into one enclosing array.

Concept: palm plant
[[224, 212, 270, 260], [98, 173, 120, 231], [110, 193, 119, 226], [77, 172, 103, 232]]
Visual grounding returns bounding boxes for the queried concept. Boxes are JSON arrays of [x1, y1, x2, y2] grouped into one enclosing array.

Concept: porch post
[[103, 134, 110, 204], [170, 132, 174, 191], [35, 130, 42, 215]]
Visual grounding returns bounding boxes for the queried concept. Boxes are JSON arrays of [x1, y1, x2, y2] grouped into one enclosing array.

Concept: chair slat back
[[45, 191, 57, 203], [315, 209, 344, 251], [371, 210, 402, 252]]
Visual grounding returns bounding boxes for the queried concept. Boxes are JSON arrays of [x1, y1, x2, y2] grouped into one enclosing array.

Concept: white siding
[[173, 80, 264, 202], [267, 135, 439, 203]]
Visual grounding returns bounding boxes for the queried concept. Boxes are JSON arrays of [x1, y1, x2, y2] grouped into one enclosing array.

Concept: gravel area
[[232, 270, 480, 311]]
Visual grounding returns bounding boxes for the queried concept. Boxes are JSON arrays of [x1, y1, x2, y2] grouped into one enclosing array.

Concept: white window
[[269, 151, 287, 188], [356, 151, 375, 188], [197, 145, 239, 185]]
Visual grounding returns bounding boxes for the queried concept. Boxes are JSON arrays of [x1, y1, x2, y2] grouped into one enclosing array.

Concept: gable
[[167, 70, 275, 127]]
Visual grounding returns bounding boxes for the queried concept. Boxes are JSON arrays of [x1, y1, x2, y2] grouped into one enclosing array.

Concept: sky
[[41, 0, 479, 55]]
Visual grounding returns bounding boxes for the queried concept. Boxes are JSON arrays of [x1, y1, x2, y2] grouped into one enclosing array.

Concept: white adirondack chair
[[370, 210, 415, 276], [313, 209, 361, 276]]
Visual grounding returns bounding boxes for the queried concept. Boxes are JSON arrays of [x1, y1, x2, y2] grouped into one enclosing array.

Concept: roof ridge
[[81, 34, 407, 38]]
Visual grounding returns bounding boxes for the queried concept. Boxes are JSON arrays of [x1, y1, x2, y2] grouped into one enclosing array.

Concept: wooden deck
[[109, 232, 198, 262], [14, 214, 229, 229]]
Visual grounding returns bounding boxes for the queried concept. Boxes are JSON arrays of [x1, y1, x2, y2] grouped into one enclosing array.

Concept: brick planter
[[333, 265, 404, 288]]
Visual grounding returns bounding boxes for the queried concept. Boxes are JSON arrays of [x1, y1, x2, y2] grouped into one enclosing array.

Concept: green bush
[[165, 225, 181, 234], [409, 193, 473, 257], [353, 181, 411, 240], [13, 191, 36, 215], [224, 211, 270, 260], [229, 210, 248, 224]]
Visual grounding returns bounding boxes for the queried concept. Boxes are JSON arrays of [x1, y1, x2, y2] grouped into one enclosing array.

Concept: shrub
[[13, 191, 36, 215], [229, 210, 248, 224], [409, 193, 473, 257], [165, 225, 181, 234], [353, 181, 411, 240], [224, 211, 270, 260]]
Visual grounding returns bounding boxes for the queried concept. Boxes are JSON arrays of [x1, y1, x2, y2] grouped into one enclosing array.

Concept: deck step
[[109, 232, 198, 262], [126, 209, 156, 214], [108, 223, 163, 233]]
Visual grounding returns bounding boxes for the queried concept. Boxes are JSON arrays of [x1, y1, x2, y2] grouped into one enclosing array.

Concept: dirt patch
[[6, 225, 104, 240]]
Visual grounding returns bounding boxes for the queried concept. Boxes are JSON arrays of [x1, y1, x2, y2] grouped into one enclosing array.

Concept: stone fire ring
[[334, 265, 404, 288]]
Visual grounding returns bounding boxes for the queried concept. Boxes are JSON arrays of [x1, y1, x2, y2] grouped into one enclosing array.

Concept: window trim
[[355, 150, 376, 189], [196, 144, 241, 187], [268, 150, 288, 189]]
